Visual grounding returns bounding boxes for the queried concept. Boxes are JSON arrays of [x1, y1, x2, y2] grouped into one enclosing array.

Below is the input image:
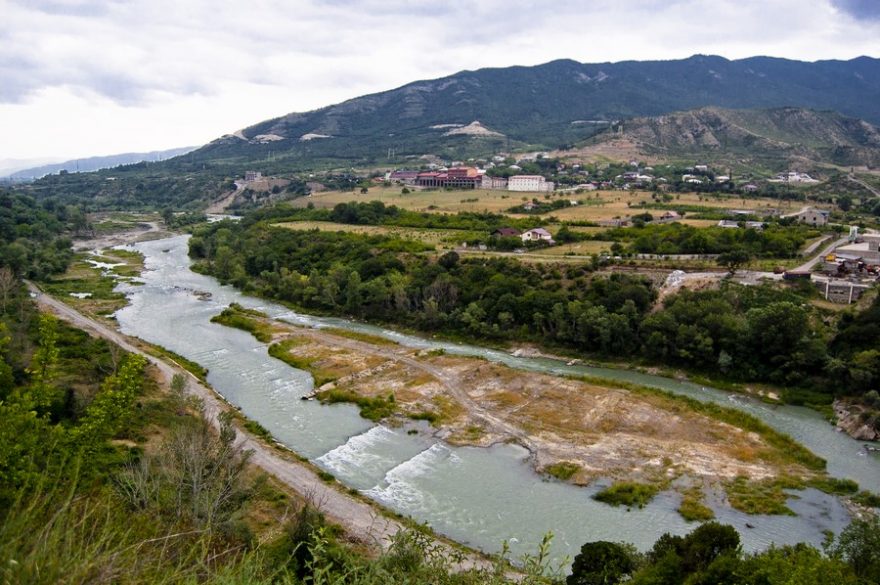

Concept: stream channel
[[113, 234, 879, 562]]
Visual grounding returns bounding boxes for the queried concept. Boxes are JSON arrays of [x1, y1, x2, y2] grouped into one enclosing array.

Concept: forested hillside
[[189, 55, 880, 167]]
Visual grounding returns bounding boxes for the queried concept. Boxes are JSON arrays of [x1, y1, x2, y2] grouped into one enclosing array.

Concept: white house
[[508, 175, 554, 192], [521, 228, 554, 243], [783, 207, 830, 226]]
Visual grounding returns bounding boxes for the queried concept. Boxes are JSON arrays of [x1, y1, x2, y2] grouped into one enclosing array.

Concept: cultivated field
[[295, 185, 812, 223], [273, 221, 480, 249]]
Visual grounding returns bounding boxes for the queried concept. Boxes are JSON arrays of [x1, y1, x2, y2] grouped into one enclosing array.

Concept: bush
[[593, 482, 659, 509]]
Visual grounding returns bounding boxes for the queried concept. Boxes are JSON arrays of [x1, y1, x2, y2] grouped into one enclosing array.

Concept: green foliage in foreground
[[0, 189, 74, 279], [568, 519, 880, 585]]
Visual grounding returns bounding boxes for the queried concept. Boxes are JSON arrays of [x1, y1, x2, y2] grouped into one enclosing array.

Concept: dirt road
[[293, 328, 538, 453], [26, 282, 410, 551]]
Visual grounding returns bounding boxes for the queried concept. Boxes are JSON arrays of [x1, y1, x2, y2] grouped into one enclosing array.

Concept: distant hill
[[8, 146, 198, 180], [189, 54, 880, 169], [577, 107, 880, 169]]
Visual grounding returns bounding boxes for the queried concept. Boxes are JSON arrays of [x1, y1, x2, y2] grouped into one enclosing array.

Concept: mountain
[[7, 146, 199, 180], [189, 54, 880, 169], [0, 157, 65, 177], [577, 106, 880, 169]]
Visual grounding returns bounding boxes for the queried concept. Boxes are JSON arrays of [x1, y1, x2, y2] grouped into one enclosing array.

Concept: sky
[[1, 0, 879, 163]]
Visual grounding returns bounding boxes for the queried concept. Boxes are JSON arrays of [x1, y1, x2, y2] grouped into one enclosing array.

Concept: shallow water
[[114, 235, 876, 561]]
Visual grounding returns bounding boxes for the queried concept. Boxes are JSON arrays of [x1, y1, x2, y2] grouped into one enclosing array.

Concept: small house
[[521, 228, 554, 244], [491, 227, 521, 238]]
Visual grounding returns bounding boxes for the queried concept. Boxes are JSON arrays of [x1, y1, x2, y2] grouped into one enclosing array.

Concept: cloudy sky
[[1, 0, 879, 162]]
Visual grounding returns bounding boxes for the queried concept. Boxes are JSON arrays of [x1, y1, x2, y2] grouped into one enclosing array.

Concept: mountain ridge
[[564, 106, 880, 171], [7, 146, 199, 180], [184, 54, 880, 169]]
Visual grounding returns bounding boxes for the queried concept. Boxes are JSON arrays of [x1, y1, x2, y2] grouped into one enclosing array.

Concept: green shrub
[[594, 482, 659, 509]]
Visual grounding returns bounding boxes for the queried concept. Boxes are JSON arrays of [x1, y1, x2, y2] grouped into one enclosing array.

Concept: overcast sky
[[1, 0, 879, 162]]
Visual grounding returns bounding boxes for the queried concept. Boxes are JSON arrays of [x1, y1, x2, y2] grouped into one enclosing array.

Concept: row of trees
[[191, 219, 879, 403], [598, 222, 816, 257], [568, 520, 880, 584]]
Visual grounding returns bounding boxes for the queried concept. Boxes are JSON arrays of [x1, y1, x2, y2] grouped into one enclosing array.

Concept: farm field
[[273, 220, 480, 249], [295, 185, 815, 223]]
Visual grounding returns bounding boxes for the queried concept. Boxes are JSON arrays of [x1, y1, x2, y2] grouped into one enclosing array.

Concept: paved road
[[799, 235, 831, 258], [792, 237, 849, 273], [26, 282, 411, 552]]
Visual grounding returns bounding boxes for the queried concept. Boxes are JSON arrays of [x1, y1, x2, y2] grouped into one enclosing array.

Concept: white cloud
[[1, 0, 878, 159]]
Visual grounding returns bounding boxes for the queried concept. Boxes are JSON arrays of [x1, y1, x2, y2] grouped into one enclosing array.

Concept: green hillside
[[188, 54, 880, 168]]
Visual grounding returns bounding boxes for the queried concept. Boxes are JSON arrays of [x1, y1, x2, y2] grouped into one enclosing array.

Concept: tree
[[717, 248, 751, 274], [438, 250, 459, 270], [0, 267, 16, 313], [567, 541, 636, 585], [72, 354, 147, 446], [831, 516, 880, 581], [681, 521, 740, 573]]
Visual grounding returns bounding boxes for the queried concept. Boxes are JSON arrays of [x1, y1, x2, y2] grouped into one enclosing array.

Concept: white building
[[244, 171, 262, 182], [521, 228, 554, 243], [481, 175, 508, 190], [770, 171, 820, 184], [508, 175, 554, 192], [783, 207, 830, 226]]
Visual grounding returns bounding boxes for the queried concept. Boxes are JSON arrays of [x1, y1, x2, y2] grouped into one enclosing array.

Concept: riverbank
[[212, 303, 845, 520], [28, 227, 503, 571]]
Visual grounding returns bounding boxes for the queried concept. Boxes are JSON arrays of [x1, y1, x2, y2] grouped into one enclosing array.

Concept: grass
[[544, 461, 581, 481], [141, 343, 209, 383], [317, 470, 336, 483], [210, 303, 274, 342], [243, 419, 273, 441], [273, 220, 481, 250], [322, 327, 399, 346], [724, 476, 803, 516], [268, 340, 338, 387], [294, 186, 805, 224], [806, 477, 859, 496], [316, 388, 397, 422], [678, 487, 715, 522], [852, 490, 880, 508], [593, 481, 659, 509], [39, 248, 147, 320], [408, 411, 441, 424]]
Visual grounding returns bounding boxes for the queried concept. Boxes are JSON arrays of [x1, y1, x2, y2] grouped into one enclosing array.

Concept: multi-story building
[[416, 167, 482, 189], [508, 175, 554, 192]]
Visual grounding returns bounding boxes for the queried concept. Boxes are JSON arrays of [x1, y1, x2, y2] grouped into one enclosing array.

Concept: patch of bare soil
[[267, 325, 814, 494]]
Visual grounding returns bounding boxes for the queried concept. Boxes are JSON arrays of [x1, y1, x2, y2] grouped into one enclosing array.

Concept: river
[[114, 234, 878, 562]]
